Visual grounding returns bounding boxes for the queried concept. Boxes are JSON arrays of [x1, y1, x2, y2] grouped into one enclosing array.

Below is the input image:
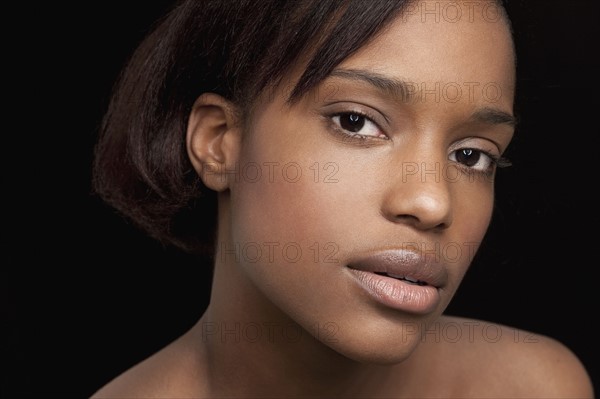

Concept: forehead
[[335, 0, 515, 102]]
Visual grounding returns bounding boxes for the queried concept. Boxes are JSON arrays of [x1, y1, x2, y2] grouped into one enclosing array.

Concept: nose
[[381, 161, 454, 232]]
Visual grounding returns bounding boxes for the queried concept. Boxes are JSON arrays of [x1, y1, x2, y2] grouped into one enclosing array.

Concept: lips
[[346, 249, 448, 314]]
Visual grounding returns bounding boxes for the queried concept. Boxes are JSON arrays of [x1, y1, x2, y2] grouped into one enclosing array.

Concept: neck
[[189, 200, 423, 397], [193, 262, 411, 397]]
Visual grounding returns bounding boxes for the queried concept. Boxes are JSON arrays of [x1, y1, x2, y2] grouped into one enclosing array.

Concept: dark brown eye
[[339, 113, 366, 133], [455, 149, 481, 167], [331, 111, 385, 139], [449, 148, 497, 173]]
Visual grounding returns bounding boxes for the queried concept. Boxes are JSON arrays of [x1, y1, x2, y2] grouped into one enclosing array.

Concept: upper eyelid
[[451, 148, 496, 163], [331, 110, 378, 125], [457, 132, 509, 152], [451, 137, 501, 155], [323, 101, 390, 125]]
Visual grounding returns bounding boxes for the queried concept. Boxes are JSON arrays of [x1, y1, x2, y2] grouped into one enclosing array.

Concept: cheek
[[229, 131, 356, 260], [227, 111, 342, 277], [230, 100, 370, 250], [228, 124, 386, 265], [231, 170, 331, 248]]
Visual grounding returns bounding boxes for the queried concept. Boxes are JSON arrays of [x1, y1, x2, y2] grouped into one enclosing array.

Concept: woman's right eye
[[331, 112, 386, 139]]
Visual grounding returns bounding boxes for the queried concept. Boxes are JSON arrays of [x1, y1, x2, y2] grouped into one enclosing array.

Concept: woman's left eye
[[331, 112, 384, 138], [449, 148, 496, 172]]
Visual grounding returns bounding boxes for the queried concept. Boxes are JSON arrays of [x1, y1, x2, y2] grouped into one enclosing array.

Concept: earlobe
[[186, 93, 241, 192]]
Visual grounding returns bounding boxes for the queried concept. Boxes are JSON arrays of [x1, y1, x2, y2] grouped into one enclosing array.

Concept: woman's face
[[227, 2, 515, 362]]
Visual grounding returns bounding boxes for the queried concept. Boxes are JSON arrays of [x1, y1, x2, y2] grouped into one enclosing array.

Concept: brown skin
[[93, 2, 594, 398]]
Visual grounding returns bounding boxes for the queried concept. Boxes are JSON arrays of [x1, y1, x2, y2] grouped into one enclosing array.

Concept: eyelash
[[481, 152, 512, 168], [326, 110, 512, 175]]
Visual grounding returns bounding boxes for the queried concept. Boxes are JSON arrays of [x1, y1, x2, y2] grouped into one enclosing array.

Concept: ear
[[186, 93, 242, 192]]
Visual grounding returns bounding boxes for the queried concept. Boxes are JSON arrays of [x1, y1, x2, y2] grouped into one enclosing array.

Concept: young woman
[[92, 0, 593, 397]]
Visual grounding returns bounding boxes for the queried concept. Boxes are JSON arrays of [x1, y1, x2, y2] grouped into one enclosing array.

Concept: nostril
[[433, 221, 449, 231], [392, 214, 421, 225], [382, 212, 451, 232]]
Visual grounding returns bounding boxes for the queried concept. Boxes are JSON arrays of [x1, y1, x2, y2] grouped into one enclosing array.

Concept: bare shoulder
[[434, 315, 594, 398], [90, 331, 207, 399]]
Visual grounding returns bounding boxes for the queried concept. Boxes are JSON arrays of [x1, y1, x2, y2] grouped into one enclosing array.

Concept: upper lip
[[347, 249, 448, 288]]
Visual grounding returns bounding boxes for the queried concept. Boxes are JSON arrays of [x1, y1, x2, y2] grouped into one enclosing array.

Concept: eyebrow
[[329, 68, 414, 101], [328, 68, 518, 128], [470, 107, 517, 127]]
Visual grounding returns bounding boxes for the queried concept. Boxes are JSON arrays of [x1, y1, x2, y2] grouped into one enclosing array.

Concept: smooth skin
[[93, 2, 594, 398]]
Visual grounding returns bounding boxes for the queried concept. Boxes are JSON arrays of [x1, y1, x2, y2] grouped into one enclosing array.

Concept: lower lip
[[347, 269, 440, 314]]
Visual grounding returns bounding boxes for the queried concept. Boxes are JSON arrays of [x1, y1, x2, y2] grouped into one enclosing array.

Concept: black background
[[5, 1, 599, 397]]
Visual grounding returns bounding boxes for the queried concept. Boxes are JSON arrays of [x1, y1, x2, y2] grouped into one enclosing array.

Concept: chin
[[304, 313, 435, 365]]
